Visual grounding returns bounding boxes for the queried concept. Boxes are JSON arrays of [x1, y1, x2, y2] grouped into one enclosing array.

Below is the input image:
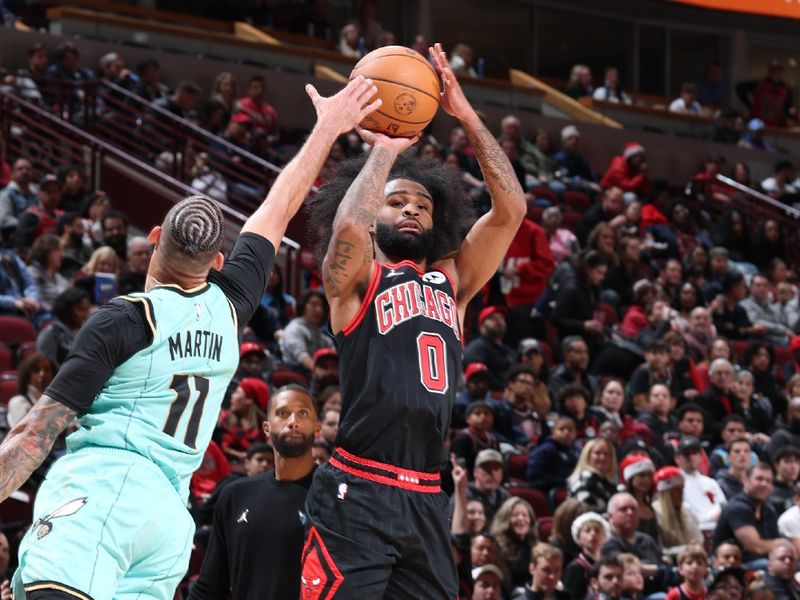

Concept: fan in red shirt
[[600, 142, 651, 198], [236, 75, 279, 136], [500, 218, 554, 345]]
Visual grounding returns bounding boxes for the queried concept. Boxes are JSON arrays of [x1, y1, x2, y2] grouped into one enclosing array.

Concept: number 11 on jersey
[[163, 374, 210, 448]]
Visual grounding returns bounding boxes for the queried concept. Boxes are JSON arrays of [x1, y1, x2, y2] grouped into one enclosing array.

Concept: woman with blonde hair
[[73, 246, 119, 305], [567, 437, 618, 512], [490, 496, 538, 589], [566, 64, 593, 99], [651, 466, 702, 556]]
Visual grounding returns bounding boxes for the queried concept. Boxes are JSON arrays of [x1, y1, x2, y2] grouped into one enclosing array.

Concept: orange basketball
[[349, 45, 441, 138]]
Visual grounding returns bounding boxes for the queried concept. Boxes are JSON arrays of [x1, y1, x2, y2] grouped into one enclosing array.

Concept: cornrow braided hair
[[168, 195, 225, 257]]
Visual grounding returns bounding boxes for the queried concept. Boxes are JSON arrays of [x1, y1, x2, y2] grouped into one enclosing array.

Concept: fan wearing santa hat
[[599, 141, 651, 199], [619, 455, 660, 544], [652, 466, 703, 556]]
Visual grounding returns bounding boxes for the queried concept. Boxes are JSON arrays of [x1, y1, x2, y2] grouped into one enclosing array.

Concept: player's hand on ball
[[357, 127, 419, 155], [429, 42, 475, 122], [305, 75, 383, 136]]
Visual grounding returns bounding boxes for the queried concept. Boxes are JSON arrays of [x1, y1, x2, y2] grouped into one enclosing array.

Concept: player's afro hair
[[307, 150, 475, 263]]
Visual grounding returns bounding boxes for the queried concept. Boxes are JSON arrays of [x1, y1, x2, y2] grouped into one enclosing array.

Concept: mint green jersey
[[66, 283, 239, 500]]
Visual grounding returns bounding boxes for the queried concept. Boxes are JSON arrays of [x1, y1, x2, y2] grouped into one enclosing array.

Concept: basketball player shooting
[[0, 76, 379, 600], [300, 43, 526, 599]]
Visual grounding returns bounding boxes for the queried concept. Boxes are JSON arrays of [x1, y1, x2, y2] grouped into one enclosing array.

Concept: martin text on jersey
[[168, 329, 224, 362]]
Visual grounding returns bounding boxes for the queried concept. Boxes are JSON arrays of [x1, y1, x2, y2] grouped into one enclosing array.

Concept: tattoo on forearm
[[466, 122, 524, 196], [324, 238, 356, 296], [0, 398, 74, 501], [325, 146, 394, 291]]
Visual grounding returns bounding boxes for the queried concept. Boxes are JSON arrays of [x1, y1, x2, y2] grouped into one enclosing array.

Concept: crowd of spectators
[[564, 59, 800, 151], [4, 18, 800, 600]]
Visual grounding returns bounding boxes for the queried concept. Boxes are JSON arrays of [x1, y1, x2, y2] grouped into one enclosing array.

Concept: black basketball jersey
[[334, 260, 462, 472]]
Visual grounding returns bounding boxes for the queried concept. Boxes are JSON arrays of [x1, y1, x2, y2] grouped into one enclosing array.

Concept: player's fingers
[[356, 126, 377, 143], [305, 84, 321, 104], [361, 97, 382, 115], [428, 46, 439, 67], [441, 67, 456, 88], [356, 82, 378, 104], [348, 75, 371, 98]]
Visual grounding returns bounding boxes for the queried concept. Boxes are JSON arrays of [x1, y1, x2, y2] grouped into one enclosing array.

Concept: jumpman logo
[[237, 509, 249, 524]]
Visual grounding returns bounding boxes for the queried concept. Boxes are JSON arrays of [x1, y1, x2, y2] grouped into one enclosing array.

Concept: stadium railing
[[0, 88, 303, 295], [716, 173, 800, 266]]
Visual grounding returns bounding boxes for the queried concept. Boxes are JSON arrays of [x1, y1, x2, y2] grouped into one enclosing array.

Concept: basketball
[[349, 45, 441, 138]]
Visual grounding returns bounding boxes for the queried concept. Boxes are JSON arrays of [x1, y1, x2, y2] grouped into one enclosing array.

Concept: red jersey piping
[[341, 263, 382, 336]]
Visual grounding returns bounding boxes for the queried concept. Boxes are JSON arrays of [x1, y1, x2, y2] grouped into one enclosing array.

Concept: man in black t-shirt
[[189, 386, 319, 600], [713, 462, 783, 569]]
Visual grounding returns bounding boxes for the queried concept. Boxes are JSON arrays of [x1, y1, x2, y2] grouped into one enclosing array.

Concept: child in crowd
[[524, 543, 571, 599], [451, 400, 499, 473], [666, 544, 709, 600], [527, 415, 578, 492], [562, 512, 610, 599], [618, 553, 645, 600], [558, 385, 601, 443]]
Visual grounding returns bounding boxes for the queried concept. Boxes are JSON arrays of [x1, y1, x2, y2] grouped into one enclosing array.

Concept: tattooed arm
[[429, 43, 526, 307], [324, 132, 417, 333], [0, 397, 75, 502]]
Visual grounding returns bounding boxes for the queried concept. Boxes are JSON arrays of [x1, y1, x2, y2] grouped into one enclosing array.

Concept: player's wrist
[[458, 109, 481, 129], [312, 116, 344, 141]]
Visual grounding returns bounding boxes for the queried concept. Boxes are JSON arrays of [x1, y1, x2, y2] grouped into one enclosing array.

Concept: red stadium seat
[[561, 210, 582, 230], [595, 303, 619, 326], [544, 321, 560, 349], [536, 516, 554, 541], [732, 340, 748, 362], [539, 341, 554, 369], [774, 345, 793, 370], [508, 454, 528, 483], [0, 344, 11, 372], [507, 485, 550, 517], [0, 491, 33, 526], [17, 341, 38, 364], [269, 367, 309, 388], [562, 190, 592, 212], [528, 186, 559, 205], [526, 203, 544, 224], [0, 316, 36, 345], [549, 487, 569, 512], [0, 375, 17, 405]]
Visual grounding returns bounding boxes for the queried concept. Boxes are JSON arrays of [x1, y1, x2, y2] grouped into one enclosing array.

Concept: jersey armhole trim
[[430, 267, 463, 344], [117, 295, 156, 339], [25, 581, 95, 600], [341, 262, 382, 337], [225, 297, 239, 332]]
